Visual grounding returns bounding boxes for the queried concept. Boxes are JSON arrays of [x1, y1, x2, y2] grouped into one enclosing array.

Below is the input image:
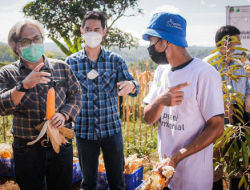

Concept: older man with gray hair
[[0, 19, 82, 190]]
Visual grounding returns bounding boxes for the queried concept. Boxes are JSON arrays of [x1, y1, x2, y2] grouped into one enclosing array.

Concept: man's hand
[[49, 113, 65, 129], [244, 94, 250, 112], [158, 82, 190, 107], [154, 157, 177, 187], [143, 82, 190, 125], [117, 81, 136, 96], [22, 62, 51, 89]]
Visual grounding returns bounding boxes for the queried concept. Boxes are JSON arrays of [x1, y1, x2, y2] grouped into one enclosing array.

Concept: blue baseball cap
[[142, 12, 188, 47]]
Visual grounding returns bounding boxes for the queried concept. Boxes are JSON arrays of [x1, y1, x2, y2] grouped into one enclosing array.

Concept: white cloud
[[124, 29, 149, 46], [151, 4, 181, 15], [208, 4, 217, 8], [186, 24, 220, 47], [200, 0, 205, 5]]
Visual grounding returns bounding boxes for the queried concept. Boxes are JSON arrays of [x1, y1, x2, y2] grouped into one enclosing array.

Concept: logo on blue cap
[[166, 19, 182, 30], [142, 12, 188, 47]]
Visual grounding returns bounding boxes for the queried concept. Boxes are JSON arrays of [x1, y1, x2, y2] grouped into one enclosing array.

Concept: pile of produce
[[140, 158, 175, 190], [98, 154, 144, 174], [0, 143, 13, 159]]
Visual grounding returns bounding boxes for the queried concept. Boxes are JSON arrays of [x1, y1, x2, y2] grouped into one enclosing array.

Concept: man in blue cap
[[143, 12, 224, 190]]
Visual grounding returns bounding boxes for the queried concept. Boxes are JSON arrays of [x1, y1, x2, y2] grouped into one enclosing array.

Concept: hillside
[[0, 42, 214, 69]]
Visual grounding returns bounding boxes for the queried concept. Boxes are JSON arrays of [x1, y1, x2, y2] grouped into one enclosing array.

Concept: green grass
[[122, 121, 158, 158]]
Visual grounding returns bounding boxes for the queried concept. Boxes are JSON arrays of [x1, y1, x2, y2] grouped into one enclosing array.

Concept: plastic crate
[[0, 158, 15, 177], [97, 166, 144, 190], [135, 180, 145, 190], [72, 161, 82, 183], [124, 166, 144, 190], [97, 172, 109, 190]]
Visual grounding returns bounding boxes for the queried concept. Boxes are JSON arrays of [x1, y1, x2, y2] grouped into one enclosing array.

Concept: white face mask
[[83, 32, 103, 48], [232, 44, 244, 58]]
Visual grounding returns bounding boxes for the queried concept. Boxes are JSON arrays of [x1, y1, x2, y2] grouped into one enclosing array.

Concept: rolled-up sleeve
[[116, 57, 140, 97], [60, 66, 83, 122], [0, 69, 17, 115]]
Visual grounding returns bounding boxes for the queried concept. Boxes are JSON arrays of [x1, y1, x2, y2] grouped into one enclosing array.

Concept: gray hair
[[8, 19, 45, 56]]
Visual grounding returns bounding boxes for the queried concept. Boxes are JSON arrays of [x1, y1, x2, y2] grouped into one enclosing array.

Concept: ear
[[103, 28, 108, 36], [80, 27, 84, 34], [15, 47, 22, 57]]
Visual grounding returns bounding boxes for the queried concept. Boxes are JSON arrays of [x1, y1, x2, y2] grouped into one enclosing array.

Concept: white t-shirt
[[144, 58, 224, 190]]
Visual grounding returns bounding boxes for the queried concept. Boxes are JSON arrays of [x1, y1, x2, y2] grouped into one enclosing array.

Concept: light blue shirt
[[203, 51, 250, 96]]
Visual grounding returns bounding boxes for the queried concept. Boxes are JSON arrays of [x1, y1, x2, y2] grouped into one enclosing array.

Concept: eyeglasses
[[17, 36, 43, 46]]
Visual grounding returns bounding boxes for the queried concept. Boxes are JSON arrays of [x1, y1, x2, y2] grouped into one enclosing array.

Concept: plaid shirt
[[66, 47, 139, 140], [0, 56, 82, 140]]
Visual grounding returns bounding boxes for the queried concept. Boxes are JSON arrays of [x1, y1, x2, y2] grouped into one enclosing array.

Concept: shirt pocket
[[101, 71, 116, 93], [75, 73, 88, 93], [54, 87, 66, 111], [19, 91, 36, 109]]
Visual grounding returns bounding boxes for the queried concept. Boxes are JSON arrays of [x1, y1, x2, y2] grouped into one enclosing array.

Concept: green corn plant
[[208, 35, 250, 189]]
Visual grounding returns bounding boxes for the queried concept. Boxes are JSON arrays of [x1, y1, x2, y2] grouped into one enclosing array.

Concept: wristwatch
[[16, 81, 29, 92]]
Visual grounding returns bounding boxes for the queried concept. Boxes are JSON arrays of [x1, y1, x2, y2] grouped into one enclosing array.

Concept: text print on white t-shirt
[[160, 112, 185, 130]]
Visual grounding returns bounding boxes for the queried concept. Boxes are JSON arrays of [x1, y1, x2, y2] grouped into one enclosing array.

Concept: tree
[[209, 35, 250, 189], [23, 0, 143, 56]]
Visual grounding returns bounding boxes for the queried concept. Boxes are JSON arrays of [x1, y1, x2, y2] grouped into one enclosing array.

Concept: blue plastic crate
[[124, 166, 144, 190], [97, 171, 109, 190], [72, 161, 82, 183], [97, 166, 144, 190], [135, 180, 145, 190], [0, 158, 15, 177]]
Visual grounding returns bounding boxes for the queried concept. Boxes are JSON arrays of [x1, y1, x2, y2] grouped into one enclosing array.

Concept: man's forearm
[[171, 116, 224, 165], [11, 87, 26, 106], [143, 97, 164, 125]]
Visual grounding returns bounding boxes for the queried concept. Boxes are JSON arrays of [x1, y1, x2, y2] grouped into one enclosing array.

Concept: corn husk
[[0, 143, 13, 159]]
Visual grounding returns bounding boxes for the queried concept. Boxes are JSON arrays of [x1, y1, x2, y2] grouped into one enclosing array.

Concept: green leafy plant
[[208, 35, 250, 189]]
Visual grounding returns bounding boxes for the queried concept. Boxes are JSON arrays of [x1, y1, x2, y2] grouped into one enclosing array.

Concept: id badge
[[87, 69, 99, 80]]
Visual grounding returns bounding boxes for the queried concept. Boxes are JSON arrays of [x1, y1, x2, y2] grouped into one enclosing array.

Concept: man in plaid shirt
[[66, 11, 140, 190], [0, 19, 82, 190]]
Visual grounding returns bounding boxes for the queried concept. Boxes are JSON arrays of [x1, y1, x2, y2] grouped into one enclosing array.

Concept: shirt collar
[[82, 46, 106, 60], [18, 55, 53, 71]]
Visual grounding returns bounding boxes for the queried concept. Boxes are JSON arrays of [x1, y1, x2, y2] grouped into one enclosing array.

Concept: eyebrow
[[20, 35, 41, 40], [86, 27, 100, 30]]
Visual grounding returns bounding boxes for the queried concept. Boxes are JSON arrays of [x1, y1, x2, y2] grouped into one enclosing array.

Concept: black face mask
[[147, 39, 168, 64]]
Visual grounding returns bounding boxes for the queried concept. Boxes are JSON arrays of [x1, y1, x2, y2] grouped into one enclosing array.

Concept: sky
[[0, 0, 250, 47]]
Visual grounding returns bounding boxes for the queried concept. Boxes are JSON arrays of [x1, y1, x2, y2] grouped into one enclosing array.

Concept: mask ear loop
[[154, 38, 161, 46]]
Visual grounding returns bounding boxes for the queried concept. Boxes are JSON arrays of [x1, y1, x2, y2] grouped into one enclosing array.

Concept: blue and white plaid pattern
[[66, 47, 139, 140]]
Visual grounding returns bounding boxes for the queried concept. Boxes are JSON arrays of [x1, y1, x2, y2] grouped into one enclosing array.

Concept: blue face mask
[[20, 43, 44, 63]]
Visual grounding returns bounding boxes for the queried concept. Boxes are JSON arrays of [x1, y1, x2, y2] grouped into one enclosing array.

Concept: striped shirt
[[0, 56, 82, 140], [66, 47, 139, 140]]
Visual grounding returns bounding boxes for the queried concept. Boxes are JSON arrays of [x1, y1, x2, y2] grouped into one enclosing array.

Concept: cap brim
[[142, 28, 188, 48]]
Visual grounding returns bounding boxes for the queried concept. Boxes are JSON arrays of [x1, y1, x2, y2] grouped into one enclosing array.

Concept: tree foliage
[[23, 0, 143, 55], [209, 35, 250, 188], [0, 45, 18, 63]]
